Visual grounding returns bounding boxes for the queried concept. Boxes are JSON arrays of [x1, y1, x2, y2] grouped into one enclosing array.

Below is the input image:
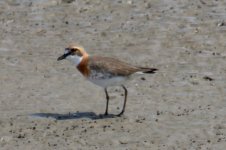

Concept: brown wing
[[88, 56, 141, 76]]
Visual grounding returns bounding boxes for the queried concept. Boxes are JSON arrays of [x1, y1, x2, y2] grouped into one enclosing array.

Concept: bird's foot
[[116, 111, 124, 117]]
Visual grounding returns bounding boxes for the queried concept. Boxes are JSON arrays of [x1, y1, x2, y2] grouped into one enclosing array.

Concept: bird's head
[[57, 44, 88, 66]]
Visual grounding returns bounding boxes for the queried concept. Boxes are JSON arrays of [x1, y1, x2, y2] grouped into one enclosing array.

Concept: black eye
[[69, 48, 78, 55], [70, 51, 75, 55]]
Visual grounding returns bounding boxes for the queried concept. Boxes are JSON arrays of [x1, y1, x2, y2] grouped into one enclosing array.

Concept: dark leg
[[104, 87, 109, 116], [117, 85, 128, 116]]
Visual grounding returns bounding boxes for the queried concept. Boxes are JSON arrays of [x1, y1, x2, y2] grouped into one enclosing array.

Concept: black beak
[[57, 54, 67, 61], [57, 52, 71, 61]]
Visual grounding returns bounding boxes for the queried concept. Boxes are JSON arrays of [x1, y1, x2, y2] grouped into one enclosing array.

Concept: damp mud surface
[[0, 0, 226, 149]]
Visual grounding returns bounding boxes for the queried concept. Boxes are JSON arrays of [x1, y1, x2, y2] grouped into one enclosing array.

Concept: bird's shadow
[[31, 112, 116, 120]]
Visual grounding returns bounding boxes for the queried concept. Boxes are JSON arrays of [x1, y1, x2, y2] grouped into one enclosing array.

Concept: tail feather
[[140, 67, 158, 74]]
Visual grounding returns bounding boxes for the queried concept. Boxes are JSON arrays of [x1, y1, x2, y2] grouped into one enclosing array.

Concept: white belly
[[88, 76, 126, 88]]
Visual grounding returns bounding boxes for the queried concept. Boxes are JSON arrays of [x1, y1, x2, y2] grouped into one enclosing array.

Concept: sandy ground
[[0, 0, 226, 149]]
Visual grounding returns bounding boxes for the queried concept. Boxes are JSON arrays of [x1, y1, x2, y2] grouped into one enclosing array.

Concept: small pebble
[[140, 77, 146, 80], [203, 76, 214, 81]]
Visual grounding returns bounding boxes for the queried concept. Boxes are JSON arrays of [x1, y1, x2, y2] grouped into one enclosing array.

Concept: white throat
[[66, 55, 83, 67]]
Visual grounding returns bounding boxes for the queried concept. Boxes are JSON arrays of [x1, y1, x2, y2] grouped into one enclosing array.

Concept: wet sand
[[0, 0, 226, 149]]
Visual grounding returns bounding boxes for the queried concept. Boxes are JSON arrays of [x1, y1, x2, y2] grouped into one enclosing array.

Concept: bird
[[57, 44, 157, 116]]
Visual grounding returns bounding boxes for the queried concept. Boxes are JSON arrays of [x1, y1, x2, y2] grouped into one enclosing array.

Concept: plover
[[57, 44, 157, 116]]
